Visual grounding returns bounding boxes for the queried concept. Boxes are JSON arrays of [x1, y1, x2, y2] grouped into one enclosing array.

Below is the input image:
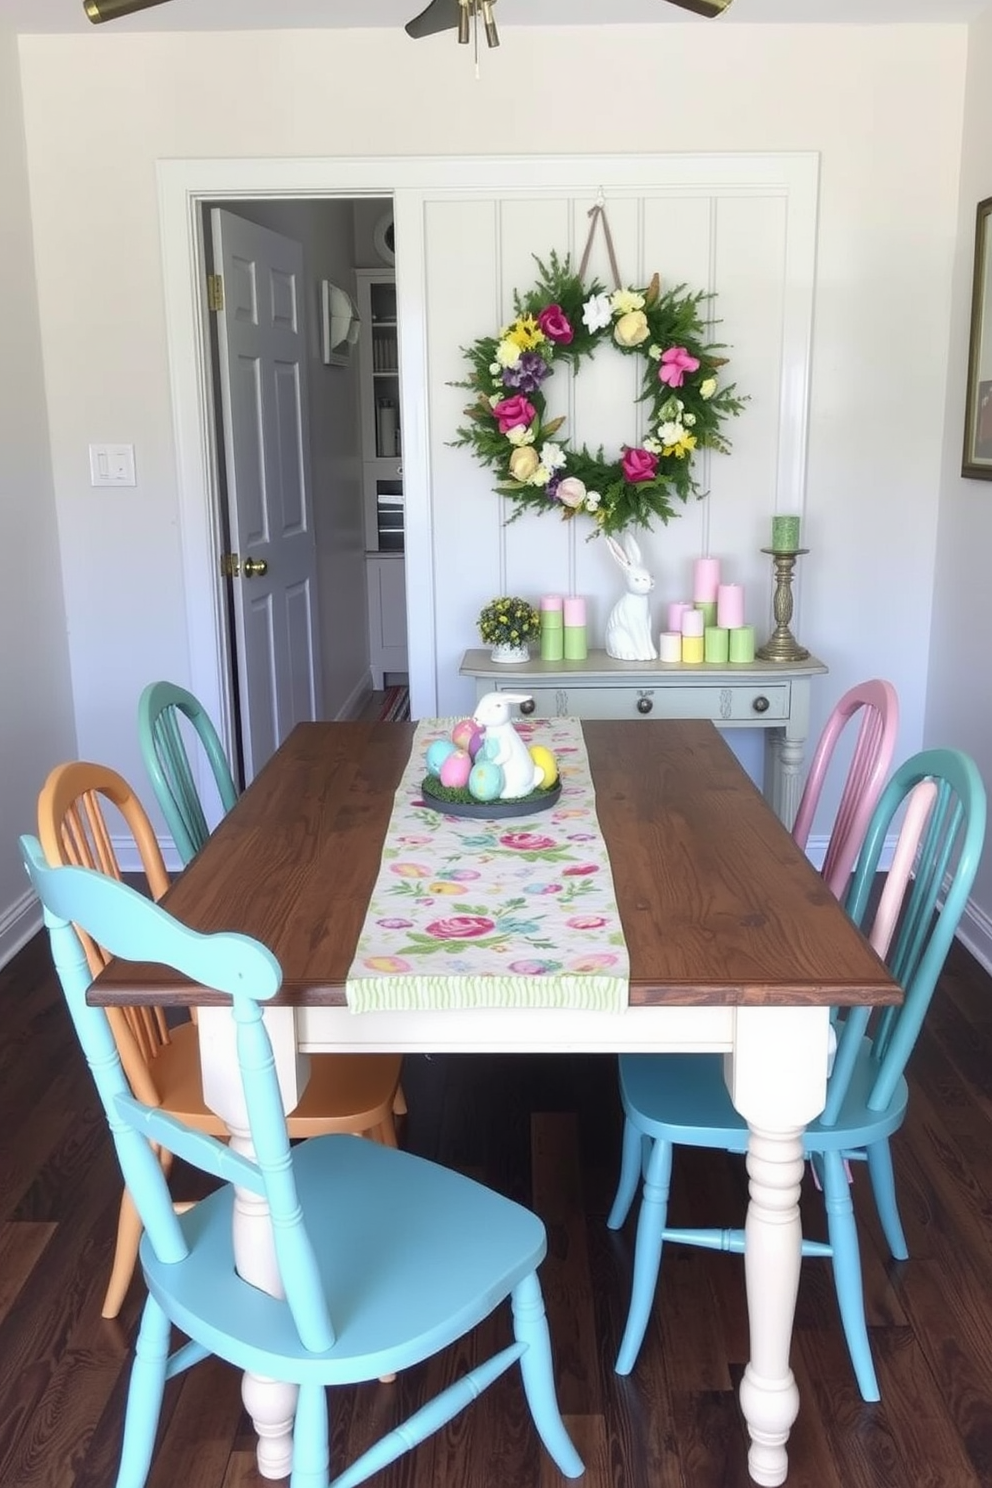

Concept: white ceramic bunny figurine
[[604, 531, 657, 660], [472, 691, 545, 800]]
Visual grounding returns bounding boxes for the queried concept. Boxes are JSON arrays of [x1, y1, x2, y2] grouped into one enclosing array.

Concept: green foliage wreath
[[453, 251, 746, 539]]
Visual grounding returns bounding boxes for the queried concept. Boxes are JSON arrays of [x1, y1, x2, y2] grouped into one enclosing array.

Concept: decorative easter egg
[[439, 748, 473, 789], [468, 759, 504, 801], [426, 738, 456, 777], [528, 744, 558, 788], [466, 727, 485, 760], [451, 718, 478, 752]]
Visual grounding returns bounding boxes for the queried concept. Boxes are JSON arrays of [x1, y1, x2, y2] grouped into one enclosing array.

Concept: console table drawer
[[508, 683, 791, 723]]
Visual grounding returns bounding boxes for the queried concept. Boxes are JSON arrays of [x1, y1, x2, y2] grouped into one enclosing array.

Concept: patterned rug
[[377, 685, 411, 722]]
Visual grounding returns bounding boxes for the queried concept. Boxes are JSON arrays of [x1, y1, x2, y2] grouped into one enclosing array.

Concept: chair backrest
[[138, 681, 239, 865], [37, 760, 174, 1099], [19, 836, 335, 1354], [791, 679, 900, 899], [821, 748, 986, 1126]]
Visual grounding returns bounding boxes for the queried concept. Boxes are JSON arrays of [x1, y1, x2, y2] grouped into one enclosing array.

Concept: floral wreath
[[453, 250, 745, 539]]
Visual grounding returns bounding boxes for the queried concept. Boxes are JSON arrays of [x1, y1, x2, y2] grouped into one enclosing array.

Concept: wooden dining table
[[93, 718, 900, 1488]]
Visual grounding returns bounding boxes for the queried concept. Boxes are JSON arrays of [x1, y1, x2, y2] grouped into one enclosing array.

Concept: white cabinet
[[356, 269, 407, 681]]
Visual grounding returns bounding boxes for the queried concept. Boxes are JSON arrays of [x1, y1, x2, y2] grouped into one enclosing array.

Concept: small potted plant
[[477, 596, 540, 663]]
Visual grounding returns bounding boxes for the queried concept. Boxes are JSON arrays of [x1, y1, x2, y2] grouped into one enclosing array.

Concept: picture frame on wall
[[962, 196, 992, 479]]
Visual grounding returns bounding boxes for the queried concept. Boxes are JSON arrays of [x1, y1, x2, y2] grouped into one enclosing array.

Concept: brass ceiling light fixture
[[405, 0, 733, 43], [84, 0, 173, 20]]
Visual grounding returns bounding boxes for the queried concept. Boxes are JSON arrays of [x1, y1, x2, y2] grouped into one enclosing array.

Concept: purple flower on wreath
[[503, 350, 550, 393], [545, 472, 563, 501]]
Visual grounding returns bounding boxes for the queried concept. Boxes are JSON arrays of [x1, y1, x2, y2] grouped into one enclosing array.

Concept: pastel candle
[[563, 596, 586, 626], [771, 514, 801, 552], [668, 600, 692, 633], [693, 556, 721, 603], [681, 634, 704, 665], [717, 582, 745, 630], [729, 624, 756, 664], [541, 593, 563, 613], [704, 626, 730, 664], [694, 600, 717, 628], [681, 608, 705, 639], [658, 630, 682, 663]]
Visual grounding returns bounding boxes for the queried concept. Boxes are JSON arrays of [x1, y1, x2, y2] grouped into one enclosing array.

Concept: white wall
[[0, 23, 76, 963], [927, 6, 992, 961], [10, 22, 987, 950]]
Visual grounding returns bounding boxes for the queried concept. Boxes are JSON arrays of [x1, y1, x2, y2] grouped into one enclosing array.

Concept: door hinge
[[220, 552, 240, 579], [207, 273, 224, 312]]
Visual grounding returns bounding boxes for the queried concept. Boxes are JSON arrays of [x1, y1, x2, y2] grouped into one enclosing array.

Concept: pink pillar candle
[[667, 600, 692, 633], [563, 596, 586, 626], [681, 608, 705, 639], [541, 594, 563, 612], [716, 582, 745, 630], [693, 557, 721, 603]]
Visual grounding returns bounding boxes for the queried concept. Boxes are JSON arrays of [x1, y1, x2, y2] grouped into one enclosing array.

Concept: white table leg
[[197, 1005, 309, 1479], [726, 1005, 830, 1486]]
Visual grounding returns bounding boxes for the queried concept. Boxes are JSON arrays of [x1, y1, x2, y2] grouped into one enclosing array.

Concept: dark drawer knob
[[519, 697, 536, 715], [637, 696, 653, 715], [752, 695, 770, 714]]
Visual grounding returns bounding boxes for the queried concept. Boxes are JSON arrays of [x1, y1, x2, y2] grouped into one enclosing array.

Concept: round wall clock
[[373, 210, 395, 266]]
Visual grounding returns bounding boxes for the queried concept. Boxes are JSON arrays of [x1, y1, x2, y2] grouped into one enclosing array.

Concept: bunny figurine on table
[[472, 692, 545, 800], [604, 532, 657, 661]]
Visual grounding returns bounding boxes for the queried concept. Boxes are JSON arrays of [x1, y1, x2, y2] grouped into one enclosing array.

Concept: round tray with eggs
[[420, 712, 561, 819]]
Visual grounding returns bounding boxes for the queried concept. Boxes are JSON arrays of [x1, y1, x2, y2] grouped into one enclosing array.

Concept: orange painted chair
[[37, 759, 404, 1319]]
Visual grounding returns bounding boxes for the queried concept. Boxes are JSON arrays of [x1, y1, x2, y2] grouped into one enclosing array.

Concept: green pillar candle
[[695, 600, 718, 628], [771, 514, 801, 552], [728, 624, 755, 664], [704, 626, 730, 663], [540, 609, 564, 661]]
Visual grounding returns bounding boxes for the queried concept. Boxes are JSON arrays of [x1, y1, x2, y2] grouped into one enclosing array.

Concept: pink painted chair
[[791, 679, 899, 899]]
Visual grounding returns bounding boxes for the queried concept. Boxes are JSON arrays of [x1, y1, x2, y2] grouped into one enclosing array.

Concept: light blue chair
[[137, 680, 239, 865], [607, 747, 986, 1402], [21, 837, 584, 1488]]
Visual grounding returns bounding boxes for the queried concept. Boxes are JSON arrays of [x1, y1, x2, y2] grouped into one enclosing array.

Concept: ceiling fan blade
[[84, 0, 174, 20], [405, 0, 462, 39], [664, 0, 734, 15]]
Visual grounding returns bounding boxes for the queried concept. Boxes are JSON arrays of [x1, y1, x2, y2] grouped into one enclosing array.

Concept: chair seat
[[152, 1022, 402, 1136], [140, 1133, 547, 1384], [618, 1047, 909, 1154]]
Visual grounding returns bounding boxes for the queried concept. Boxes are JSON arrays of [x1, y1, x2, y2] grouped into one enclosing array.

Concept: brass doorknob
[[242, 556, 268, 578]]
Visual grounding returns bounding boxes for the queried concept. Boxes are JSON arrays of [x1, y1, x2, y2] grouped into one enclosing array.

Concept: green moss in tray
[[420, 775, 556, 807]]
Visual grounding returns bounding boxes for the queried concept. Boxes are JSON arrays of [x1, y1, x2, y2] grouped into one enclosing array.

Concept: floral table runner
[[345, 717, 630, 1014]]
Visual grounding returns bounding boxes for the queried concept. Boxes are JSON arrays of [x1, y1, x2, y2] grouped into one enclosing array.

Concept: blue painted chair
[[607, 748, 986, 1401], [20, 837, 584, 1488], [137, 680, 239, 866]]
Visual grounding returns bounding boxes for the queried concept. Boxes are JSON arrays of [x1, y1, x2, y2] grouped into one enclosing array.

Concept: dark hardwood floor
[[2, 927, 992, 1487]]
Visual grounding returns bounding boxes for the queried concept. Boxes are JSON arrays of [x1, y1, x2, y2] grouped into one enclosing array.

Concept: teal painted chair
[[607, 748, 986, 1402], [20, 837, 584, 1488], [137, 680, 239, 865]]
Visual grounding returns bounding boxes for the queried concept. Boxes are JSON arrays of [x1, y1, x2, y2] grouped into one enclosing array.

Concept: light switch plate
[[89, 443, 136, 487]]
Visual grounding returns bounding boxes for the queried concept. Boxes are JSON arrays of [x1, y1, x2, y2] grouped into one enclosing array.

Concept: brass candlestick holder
[[756, 547, 809, 662]]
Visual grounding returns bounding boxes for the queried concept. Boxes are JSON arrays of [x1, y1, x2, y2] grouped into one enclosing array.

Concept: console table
[[460, 647, 828, 828]]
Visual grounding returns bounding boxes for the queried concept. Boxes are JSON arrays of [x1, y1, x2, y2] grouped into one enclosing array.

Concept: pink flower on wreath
[[492, 395, 536, 434], [537, 304, 574, 344], [499, 831, 557, 851], [621, 446, 659, 484], [658, 346, 701, 388], [425, 914, 496, 939]]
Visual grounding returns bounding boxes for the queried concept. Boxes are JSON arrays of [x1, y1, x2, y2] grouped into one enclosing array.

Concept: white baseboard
[[338, 675, 374, 721], [0, 886, 43, 967]]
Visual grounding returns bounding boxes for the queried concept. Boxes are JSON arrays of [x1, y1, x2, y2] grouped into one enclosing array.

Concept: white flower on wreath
[[700, 376, 718, 400], [683, 412, 697, 427], [530, 465, 553, 487], [657, 421, 685, 447], [506, 424, 536, 447], [581, 292, 613, 333], [643, 436, 664, 455], [539, 442, 567, 472], [495, 338, 522, 368], [611, 288, 645, 315], [489, 361, 501, 376], [647, 343, 662, 362], [556, 477, 586, 509], [489, 393, 502, 408], [585, 489, 602, 511]]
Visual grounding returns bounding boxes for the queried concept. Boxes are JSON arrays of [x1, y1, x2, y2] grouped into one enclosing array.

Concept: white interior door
[[210, 207, 323, 782]]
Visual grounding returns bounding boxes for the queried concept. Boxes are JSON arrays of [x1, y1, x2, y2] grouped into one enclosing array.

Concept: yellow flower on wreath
[[663, 431, 698, 459], [506, 315, 545, 352]]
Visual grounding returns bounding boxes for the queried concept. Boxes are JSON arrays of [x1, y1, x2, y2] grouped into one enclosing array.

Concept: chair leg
[[102, 1187, 144, 1319], [115, 1296, 172, 1488], [866, 1138, 909, 1261], [607, 1116, 645, 1230], [392, 1082, 407, 1118], [821, 1149, 880, 1402], [614, 1136, 673, 1377], [511, 1271, 584, 1479], [290, 1381, 330, 1488]]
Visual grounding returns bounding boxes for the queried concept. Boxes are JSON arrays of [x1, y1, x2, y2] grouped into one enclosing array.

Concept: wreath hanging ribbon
[[453, 212, 746, 539]]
